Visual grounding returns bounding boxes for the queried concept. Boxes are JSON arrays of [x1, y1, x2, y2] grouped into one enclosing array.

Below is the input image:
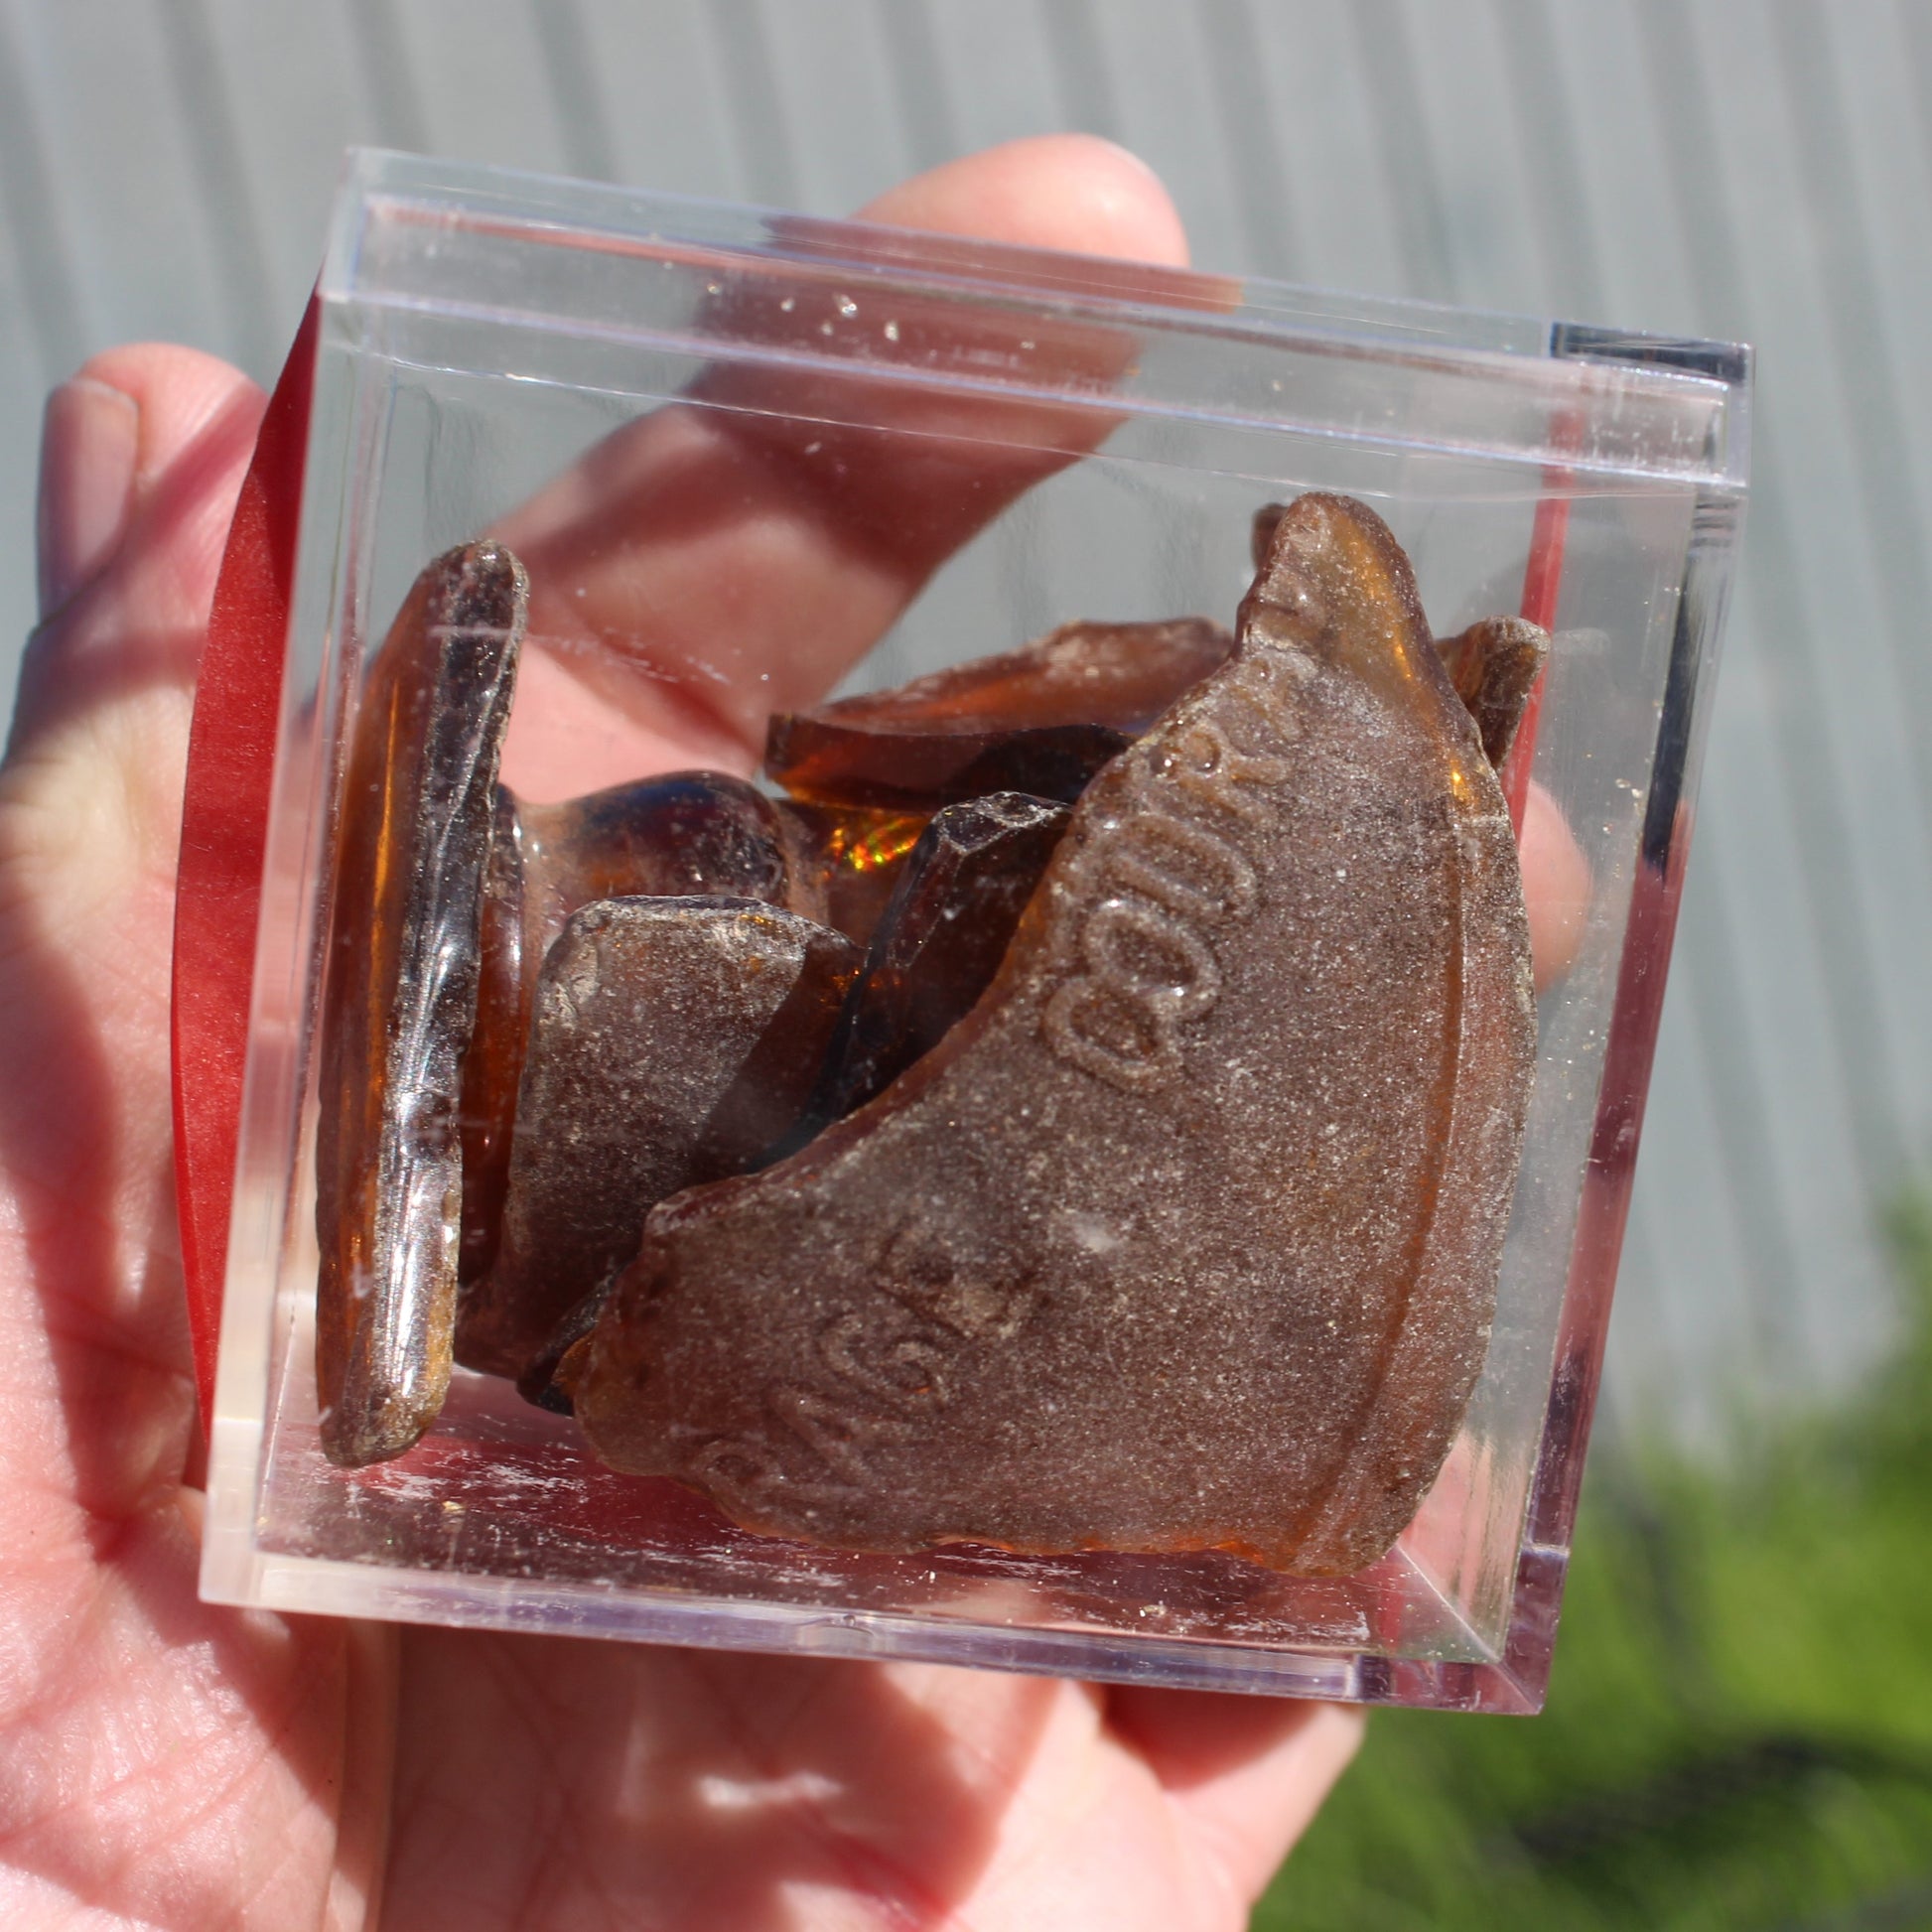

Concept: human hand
[[0, 137, 1366, 1932]]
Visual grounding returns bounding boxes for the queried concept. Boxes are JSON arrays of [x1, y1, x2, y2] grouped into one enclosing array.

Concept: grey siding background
[[1, 0, 1924, 1445]]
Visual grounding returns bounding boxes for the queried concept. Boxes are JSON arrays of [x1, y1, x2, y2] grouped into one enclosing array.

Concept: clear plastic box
[[182, 150, 1749, 1712]]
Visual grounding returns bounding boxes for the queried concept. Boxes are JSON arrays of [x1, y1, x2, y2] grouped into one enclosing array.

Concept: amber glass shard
[[799, 617, 1234, 733], [573, 494, 1536, 1576], [517, 1287, 608, 1415], [771, 713, 1125, 809], [456, 785, 526, 1292], [1434, 615, 1550, 768], [315, 542, 526, 1468], [458, 897, 861, 1382], [518, 771, 794, 934], [773, 800, 930, 947], [795, 792, 1070, 1140], [455, 771, 810, 1339], [764, 617, 1233, 808]]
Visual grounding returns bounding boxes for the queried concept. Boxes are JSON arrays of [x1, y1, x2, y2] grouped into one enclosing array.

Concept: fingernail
[[37, 375, 141, 621]]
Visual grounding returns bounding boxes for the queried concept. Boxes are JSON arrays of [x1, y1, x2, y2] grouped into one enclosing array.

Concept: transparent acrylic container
[[186, 150, 1749, 1712]]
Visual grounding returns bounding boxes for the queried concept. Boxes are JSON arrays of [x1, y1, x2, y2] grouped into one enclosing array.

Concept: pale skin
[[0, 136, 1586, 1931]]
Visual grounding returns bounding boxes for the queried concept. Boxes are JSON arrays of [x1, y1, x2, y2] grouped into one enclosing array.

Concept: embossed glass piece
[[764, 617, 1233, 807], [1434, 616, 1551, 769], [570, 494, 1538, 1574], [315, 542, 526, 1468], [457, 897, 861, 1383], [1257, 502, 1549, 770], [793, 791, 1071, 1142]]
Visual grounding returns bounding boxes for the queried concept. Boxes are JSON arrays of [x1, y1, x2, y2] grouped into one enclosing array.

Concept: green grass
[[1257, 1193, 1932, 1931]]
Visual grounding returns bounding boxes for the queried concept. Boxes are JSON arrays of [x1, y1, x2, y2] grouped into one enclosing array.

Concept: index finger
[[492, 136, 1197, 801]]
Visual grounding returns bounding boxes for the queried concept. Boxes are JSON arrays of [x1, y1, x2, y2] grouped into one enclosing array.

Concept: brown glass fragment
[[461, 775, 798, 1305], [454, 776, 925, 1316], [457, 897, 861, 1382], [787, 792, 1070, 1145], [572, 493, 1536, 1575], [1434, 616, 1550, 768], [770, 800, 931, 947], [518, 772, 793, 931], [315, 542, 526, 1468], [764, 617, 1233, 808], [456, 785, 527, 1291], [517, 1287, 609, 1415]]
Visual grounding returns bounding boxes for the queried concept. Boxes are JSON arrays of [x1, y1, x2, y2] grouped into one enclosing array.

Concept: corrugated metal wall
[[2, 0, 1924, 1442]]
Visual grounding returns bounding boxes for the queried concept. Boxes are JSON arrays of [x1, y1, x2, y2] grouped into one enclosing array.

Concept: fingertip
[[38, 377, 141, 621], [1521, 779, 1591, 990], [35, 344, 267, 635], [1303, 1699, 1368, 1774], [1262, 1701, 1367, 1846], [858, 133, 1191, 269], [62, 344, 266, 493], [12, 345, 268, 753], [1108, 1691, 1366, 1903], [1109, 1683, 1360, 1794]]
